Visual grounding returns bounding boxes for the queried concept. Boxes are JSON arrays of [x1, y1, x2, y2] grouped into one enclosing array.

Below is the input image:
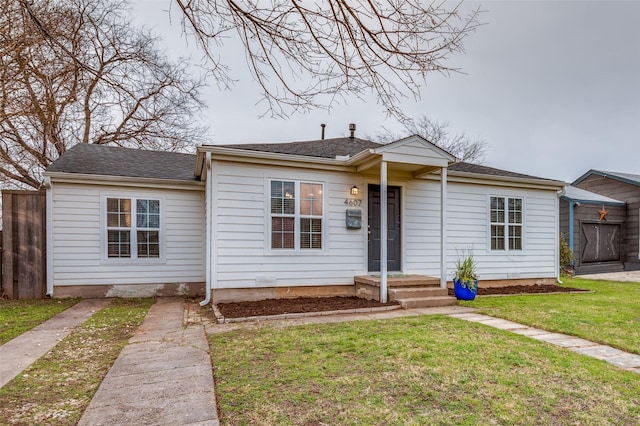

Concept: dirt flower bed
[[452, 284, 590, 297], [215, 284, 589, 319], [217, 296, 397, 319]]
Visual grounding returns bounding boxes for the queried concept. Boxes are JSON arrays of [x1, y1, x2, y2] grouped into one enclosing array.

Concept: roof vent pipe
[[321, 123, 326, 140], [349, 123, 356, 139]]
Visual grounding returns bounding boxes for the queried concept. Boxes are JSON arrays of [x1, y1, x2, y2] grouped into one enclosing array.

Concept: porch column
[[440, 167, 447, 288], [380, 160, 388, 303]]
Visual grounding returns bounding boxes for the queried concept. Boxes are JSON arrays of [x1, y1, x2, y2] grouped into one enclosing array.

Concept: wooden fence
[[2, 190, 47, 299]]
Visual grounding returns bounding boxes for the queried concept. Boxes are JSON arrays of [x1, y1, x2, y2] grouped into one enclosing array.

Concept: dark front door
[[581, 222, 621, 263], [368, 185, 401, 271]]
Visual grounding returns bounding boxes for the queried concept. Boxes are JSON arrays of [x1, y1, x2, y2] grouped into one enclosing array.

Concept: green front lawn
[[462, 278, 640, 354], [209, 316, 640, 425], [0, 298, 80, 345]]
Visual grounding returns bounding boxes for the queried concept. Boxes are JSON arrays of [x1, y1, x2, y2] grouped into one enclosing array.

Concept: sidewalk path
[[0, 299, 109, 388], [78, 298, 219, 426], [449, 312, 640, 374]]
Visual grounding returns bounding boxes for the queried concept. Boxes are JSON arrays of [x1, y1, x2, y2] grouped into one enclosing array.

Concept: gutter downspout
[[200, 152, 212, 307], [44, 177, 54, 297], [568, 201, 575, 263], [556, 191, 563, 284], [380, 160, 388, 303], [440, 168, 447, 288]]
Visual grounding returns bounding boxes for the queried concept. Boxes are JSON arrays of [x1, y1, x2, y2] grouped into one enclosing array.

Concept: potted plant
[[453, 252, 479, 301]]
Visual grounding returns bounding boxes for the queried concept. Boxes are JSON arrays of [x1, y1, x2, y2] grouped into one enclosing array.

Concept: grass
[[461, 277, 640, 354], [0, 298, 80, 345], [209, 315, 640, 425], [0, 298, 154, 425]]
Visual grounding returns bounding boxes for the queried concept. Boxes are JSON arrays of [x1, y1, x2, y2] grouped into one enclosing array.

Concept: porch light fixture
[[350, 185, 359, 196]]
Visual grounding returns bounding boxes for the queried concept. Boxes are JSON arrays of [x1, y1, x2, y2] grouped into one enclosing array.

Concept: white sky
[[132, 1, 640, 183]]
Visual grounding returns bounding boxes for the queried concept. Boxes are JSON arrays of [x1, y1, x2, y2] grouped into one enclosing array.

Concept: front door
[[368, 185, 401, 271]]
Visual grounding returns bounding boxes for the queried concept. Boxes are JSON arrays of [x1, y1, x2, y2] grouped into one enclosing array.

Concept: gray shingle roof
[[573, 170, 640, 187], [211, 137, 384, 159], [448, 162, 560, 183], [561, 185, 625, 206], [48, 141, 560, 186], [46, 144, 198, 181]]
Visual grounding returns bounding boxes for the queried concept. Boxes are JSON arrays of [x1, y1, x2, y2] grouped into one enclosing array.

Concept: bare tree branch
[[174, 0, 481, 119], [370, 115, 488, 163], [0, 0, 207, 189]]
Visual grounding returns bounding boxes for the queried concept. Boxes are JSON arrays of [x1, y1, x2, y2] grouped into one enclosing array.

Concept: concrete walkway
[[448, 312, 640, 374], [78, 298, 219, 426], [579, 270, 640, 283], [0, 299, 109, 388]]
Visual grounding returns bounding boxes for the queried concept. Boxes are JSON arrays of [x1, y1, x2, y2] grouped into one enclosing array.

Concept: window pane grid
[[106, 198, 160, 259], [301, 218, 322, 249], [270, 180, 323, 250], [490, 196, 522, 251], [137, 231, 160, 258], [108, 230, 131, 258], [271, 217, 295, 249]]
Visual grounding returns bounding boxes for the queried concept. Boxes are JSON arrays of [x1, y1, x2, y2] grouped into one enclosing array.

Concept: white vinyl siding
[[212, 161, 365, 289], [51, 183, 205, 286], [211, 161, 559, 288], [445, 183, 557, 280]]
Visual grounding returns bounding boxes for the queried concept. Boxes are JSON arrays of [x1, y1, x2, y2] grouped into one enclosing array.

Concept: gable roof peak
[[573, 169, 640, 187]]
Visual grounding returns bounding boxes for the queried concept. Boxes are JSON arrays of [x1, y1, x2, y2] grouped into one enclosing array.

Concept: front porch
[[354, 274, 457, 309]]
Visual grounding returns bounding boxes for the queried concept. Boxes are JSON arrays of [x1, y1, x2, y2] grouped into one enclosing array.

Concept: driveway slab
[[78, 298, 219, 426], [0, 299, 108, 388]]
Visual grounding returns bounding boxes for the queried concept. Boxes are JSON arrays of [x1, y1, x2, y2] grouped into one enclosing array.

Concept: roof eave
[[445, 170, 566, 190], [573, 169, 640, 187], [45, 171, 204, 190], [559, 195, 626, 206], [198, 145, 357, 171]]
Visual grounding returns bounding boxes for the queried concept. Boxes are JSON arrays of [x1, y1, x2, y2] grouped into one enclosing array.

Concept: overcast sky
[[133, 1, 640, 183]]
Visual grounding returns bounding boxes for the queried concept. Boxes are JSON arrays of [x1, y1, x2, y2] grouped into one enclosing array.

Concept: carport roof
[[561, 185, 626, 206]]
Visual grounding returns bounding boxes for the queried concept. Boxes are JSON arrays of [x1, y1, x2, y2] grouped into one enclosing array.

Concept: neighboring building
[[561, 170, 640, 274], [44, 134, 565, 303]]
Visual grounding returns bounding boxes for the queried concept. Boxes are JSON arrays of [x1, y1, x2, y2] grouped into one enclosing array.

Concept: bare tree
[[174, 0, 481, 118], [371, 115, 488, 163], [0, 0, 206, 189]]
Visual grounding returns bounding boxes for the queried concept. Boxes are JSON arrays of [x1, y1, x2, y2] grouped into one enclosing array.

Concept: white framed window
[[106, 197, 160, 259], [270, 180, 323, 250], [490, 196, 522, 251]]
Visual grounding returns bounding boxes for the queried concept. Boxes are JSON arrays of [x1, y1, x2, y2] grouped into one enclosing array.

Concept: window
[[270, 180, 323, 250], [106, 197, 160, 259], [490, 196, 522, 251]]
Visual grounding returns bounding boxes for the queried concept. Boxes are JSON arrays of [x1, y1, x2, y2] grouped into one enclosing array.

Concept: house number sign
[[344, 199, 362, 207]]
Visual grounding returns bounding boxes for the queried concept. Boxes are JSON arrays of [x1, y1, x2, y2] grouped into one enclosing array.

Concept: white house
[[44, 134, 565, 305]]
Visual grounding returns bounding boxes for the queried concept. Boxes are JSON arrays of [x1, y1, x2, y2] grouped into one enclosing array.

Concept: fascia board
[[202, 146, 356, 172], [45, 172, 205, 191], [572, 169, 640, 188], [423, 170, 566, 191], [559, 196, 626, 207]]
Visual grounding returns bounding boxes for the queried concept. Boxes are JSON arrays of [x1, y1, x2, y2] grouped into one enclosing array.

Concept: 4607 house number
[[344, 199, 362, 207]]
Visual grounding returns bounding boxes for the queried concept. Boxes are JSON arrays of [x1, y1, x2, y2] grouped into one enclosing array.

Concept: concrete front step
[[354, 275, 440, 288], [388, 286, 448, 301], [396, 296, 458, 309]]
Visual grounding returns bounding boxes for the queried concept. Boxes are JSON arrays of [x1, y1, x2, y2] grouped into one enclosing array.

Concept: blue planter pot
[[453, 278, 478, 301]]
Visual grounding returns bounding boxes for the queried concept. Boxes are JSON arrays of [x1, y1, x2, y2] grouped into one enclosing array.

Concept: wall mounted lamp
[[350, 185, 359, 196]]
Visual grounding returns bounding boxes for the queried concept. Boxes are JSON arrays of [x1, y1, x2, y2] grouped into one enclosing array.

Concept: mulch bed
[[217, 296, 396, 319], [451, 284, 590, 296], [216, 284, 589, 319]]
